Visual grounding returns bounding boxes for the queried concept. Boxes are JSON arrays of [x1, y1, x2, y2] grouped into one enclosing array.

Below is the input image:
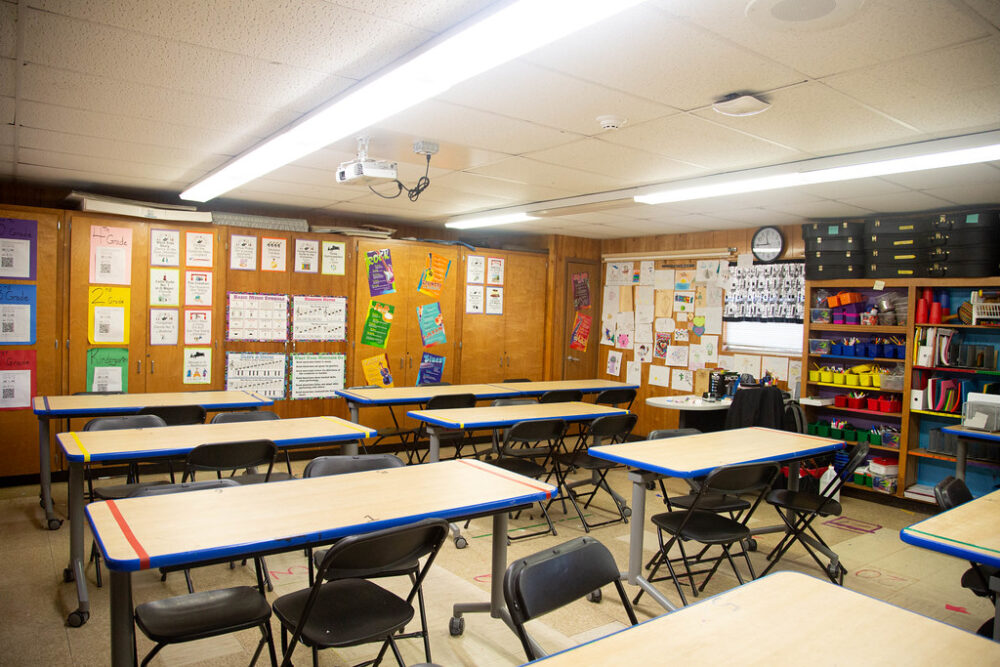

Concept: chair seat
[[313, 550, 418, 579], [233, 471, 295, 485], [668, 493, 750, 513], [651, 510, 750, 544], [553, 451, 616, 470], [135, 586, 270, 643], [962, 565, 1000, 597], [492, 458, 546, 479], [273, 579, 413, 648], [766, 488, 842, 516], [94, 480, 171, 500]]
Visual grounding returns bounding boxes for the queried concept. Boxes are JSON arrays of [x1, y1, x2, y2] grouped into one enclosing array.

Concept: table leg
[[992, 573, 999, 642], [955, 438, 968, 481], [348, 402, 359, 424], [624, 470, 676, 612], [39, 416, 62, 530], [65, 461, 90, 627], [109, 570, 136, 667], [427, 427, 441, 462]]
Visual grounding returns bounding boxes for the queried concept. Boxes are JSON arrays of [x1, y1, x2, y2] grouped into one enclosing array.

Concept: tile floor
[[0, 452, 993, 666]]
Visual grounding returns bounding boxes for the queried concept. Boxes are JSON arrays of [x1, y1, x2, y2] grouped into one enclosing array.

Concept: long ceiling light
[[180, 0, 647, 202], [445, 211, 537, 230], [634, 131, 1000, 205]]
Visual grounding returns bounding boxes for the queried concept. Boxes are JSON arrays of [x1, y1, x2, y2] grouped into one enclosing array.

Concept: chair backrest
[[538, 389, 583, 404], [210, 410, 280, 424], [425, 393, 476, 410], [502, 378, 531, 383], [130, 478, 240, 497], [491, 397, 537, 408], [587, 413, 638, 441], [814, 442, 870, 502], [137, 405, 207, 426], [315, 517, 450, 583], [702, 460, 780, 497], [183, 439, 277, 480], [934, 475, 974, 510], [418, 381, 451, 386], [648, 428, 701, 440], [595, 387, 637, 409], [505, 418, 565, 446], [504, 537, 638, 661], [303, 454, 404, 478], [723, 386, 785, 429], [84, 414, 167, 431]]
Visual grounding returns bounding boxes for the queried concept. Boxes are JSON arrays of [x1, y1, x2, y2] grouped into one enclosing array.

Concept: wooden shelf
[[818, 405, 902, 419], [909, 448, 1000, 469], [840, 440, 901, 453], [842, 481, 895, 495], [810, 324, 907, 334], [910, 409, 962, 419], [912, 365, 1000, 375], [806, 380, 902, 393], [809, 353, 902, 363]]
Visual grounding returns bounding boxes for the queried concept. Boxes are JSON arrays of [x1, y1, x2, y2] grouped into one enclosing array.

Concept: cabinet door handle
[[567, 355, 580, 362], [136, 360, 142, 374], [499, 354, 503, 368], [400, 356, 405, 370], [150, 360, 155, 374], [408, 355, 412, 369]]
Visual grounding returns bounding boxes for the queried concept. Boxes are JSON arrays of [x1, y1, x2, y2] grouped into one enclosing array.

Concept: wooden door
[[504, 251, 548, 381], [561, 259, 599, 380]]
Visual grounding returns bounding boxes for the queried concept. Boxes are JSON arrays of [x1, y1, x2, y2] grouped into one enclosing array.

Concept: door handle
[[566, 355, 580, 362], [408, 354, 412, 369], [400, 356, 405, 370], [136, 360, 142, 374], [505, 353, 510, 367], [150, 360, 155, 374]]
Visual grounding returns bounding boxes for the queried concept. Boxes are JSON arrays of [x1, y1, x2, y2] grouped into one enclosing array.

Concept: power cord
[[369, 153, 432, 202]]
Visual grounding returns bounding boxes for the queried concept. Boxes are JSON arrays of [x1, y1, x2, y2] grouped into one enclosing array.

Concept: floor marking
[[824, 516, 881, 534]]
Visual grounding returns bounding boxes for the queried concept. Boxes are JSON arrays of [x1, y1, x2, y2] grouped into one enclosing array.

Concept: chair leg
[[184, 568, 194, 594], [90, 541, 103, 588], [387, 636, 405, 666], [140, 643, 166, 667]]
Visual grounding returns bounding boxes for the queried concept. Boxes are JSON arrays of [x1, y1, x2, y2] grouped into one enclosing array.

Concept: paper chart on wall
[[653, 332, 670, 359], [227, 292, 288, 341], [0, 349, 34, 409], [654, 268, 674, 291], [366, 249, 395, 295], [654, 289, 673, 317], [638, 261, 654, 285], [465, 285, 484, 314], [292, 295, 347, 341], [185, 232, 213, 268], [605, 262, 632, 286], [88, 286, 129, 344], [230, 235, 257, 271], [649, 365, 670, 388], [485, 286, 503, 315], [0, 218, 37, 280], [732, 354, 762, 378], [184, 309, 212, 345], [788, 360, 803, 394], [185, 270, 212, 307], [149, 308, 178, 345], [674, 270, 694, 291], [261, 237, 287, 272], [149, 268, 180, 306], [625, 360, 641, 386], [86, 347, 127, 394], [89, 226, 131, 285], [183, 347, 212, 384], [761, 356, 789, 381], [572, 272, 591, 309], [486, 257, 505, 285], [321, 241, 345, 275], [294, 239, 319, 273], [674, 291, 695, 313], [290, 353, 345, 400], [0, 284, 35, 345], [466, 255, 485, 284], [635, 322, 653, 344], [569, 312, 591, 351], [361, 301, 394, 348], [150, 229, 180, 267], [665, 345, 688, 367], [614, 311, 634, 350], [418, 252, 451, 297], [606, 350, 622, 376], [672, 368, 693, 392], [655, 317, 675, 333], [225, 352, 284, 398]]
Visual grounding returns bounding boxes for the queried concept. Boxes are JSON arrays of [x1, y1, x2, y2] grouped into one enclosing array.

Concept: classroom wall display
[[672, 368, 693, 392], [227, 292, 288, 341], [183, 347, 212, 384], [261, 237, 287, 272], [465, 285, 484, 314], [361, 353, 393, 387], [366, 248, 396, 296], [653, 332, 670, 359], [89, 226, 132, 285], [184, 270, 212, 306], [0, 349, 35, 410], [724, 261, 804, 323], [184, 309, 212, 345], [291, 295, 347, 341], [486, 257, 505, 286], [572, 272, 591, 309], [0, 218, 37, 279], [649, 364, 670, 388], [606, 350, 622, 376], [361, 301, 394, 348], [230, 234, 258, 270], [149, 308, 178, 345], [185, 232, 214, 268], [225, 351, 284, 398], [605, 262, 631, 286], [418, 252, 451, 297], [294, 239, 319, 273], [416, 352, 445, 385], [0, 284, 35, 345], [485, 286, 503, 315], [149, 268, 180, 306], [88, 286, 130, 344], [569, 312, 591, 351], [150, 229, 180, 267], [417, 302, 447, 347], [290, 353, 345, 399], [466, 255, 485, 284], [321, 241, 345, 275], [86, 347, 128, 393]]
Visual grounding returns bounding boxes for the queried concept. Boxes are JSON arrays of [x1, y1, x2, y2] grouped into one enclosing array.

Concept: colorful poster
[[261, 237, 287, 272], [360, 301, 394, 348], [569, 312, 591, 351], [89, 226, 132, 284], [321, 241, 346, 275], [465, 285, 484, 314], [290, 353, 345, 400], [226, 292, 288, 341], [230, 235, 257, 270], [361, 353, 394, 387], [185, 231, 214, 268], [606, 350, 623, 376], [653, 332, 670, 359], [291, 295, 347, 341], [417, 302, 447, 347], [149, 308, 178, 345], [225, 352, 285, 398], [185, 270, 212, 307], [674, 290, 695, 313], [418, 252, 451, 297], [417, 353, 446, 385], [605, 262, 631, 286], [88, 286, 130, 344], [485, 286, 503, 315], [150, 229, 180, 267], [572, 272, 590, 309], [183, 347, 212, 384], [294, 239, 319, 273], [672, 368, 693, 392], [0, 218, 37, 279], [0, 284, 35, 345], [184, 308, 212, 345], [675, 270, 694, 290], [85, 347, 128, 393], [466, 255, 485, 284], [149, 268, 180, 306], [486, 257, 505, 285], [366, 249, 396, 296], [0, 349, 35, 409]]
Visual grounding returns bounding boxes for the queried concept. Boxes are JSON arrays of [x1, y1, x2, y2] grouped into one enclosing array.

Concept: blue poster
[[0, 284, 36, 345], [416, 302, 446, 347], [417, 353, 445, 385]]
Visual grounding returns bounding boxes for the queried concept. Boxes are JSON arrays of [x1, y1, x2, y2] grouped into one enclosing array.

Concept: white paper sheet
[[606, 350, 623, 376], [150, 309, 178, 345], [185, 232, 214, 268], [0, 368, 31, 408], [294, 239, 319, 273], [672, 368, 693, 392], [603, 286, 620, 314], [184, 309, 212, 345], [184, 270, 212, 307], [92, 306, 125, 343], [625, 360, 641, 386], [606, 262, 632, 286], [466, 255, 485, 284], [665, 345, 688, 367], [703, 307, 723, 335], [639, 261, 654, 285], [636, 342, 653, 363], [321, 241, 345, 275], [688, 344, 707, 370], [0, 238, 31, 278], [261, 237, 287, 272], [788, 360, 803, 394], [230, 235, 258, 271], [150, 268, 180, 306], [485, 286, 503, 315], [0, 303, 31, 343], [635, 322, 653, 344], [649, 365, 670, 388], [227, 293, 288, 341], [733, 354, 762, 378], [600, 313, 615, 346], [761, 356, 789, 381], [466, 285, 484, 314], [673, 327, 689, 341], [655, 317, 676, 333], [654, 269, 674, 291], [674, 290, 695, 313], [150, 229, 180, 267], [183, 347, 212, 384], [718, 354, 735, 370], [700, 335, 720, 364]]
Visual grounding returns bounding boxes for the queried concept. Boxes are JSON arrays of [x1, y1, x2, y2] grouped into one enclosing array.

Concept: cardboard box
[[694, 368, 712, 397]]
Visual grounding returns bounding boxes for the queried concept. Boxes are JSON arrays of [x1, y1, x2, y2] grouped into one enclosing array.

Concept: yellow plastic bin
[[833, 373, 846, 385], [845, 374, 859, 386], [820, 370, 834, 383]]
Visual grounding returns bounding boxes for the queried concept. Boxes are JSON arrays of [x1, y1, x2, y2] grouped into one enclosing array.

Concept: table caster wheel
[[746, 538, 757, 552], [449, 616, 465, 636], [48, 517, 63, 530], [63, 567, 75, 583], [826, 562, 842, 583], [645, 481, 655, 491], [587, 589, 602, 603], [67, 610, 89, 627], [454, 536, 468, 549]]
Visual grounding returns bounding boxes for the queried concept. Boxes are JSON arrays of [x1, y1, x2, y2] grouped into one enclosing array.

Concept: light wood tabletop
[[57, 416, 375, 462], [335, 384, 520, 405], [33, 390, 271, 415], [490, 379, 638, 396], [529, 572, 1000, 664], [901, 488, 1000, 568], [407, 401, 629, 429], [589, 427, 844, 478]]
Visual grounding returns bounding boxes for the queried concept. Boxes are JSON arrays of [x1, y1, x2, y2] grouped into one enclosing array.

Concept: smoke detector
[[745, 0, 866, 31], [597, 115, 628, 131]]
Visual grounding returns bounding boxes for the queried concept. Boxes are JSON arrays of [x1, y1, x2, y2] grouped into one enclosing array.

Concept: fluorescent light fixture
[[445, 212, 538, 230], [635, 131, 1000, 205], [181, 0, 647, 202], [602, 248, 736, 262]]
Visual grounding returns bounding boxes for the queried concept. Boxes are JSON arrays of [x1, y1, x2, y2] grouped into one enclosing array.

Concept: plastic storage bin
[[809, 339, 832, 355]]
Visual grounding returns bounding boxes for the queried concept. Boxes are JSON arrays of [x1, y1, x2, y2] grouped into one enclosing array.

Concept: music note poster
[[226, 352, 285, 398], [227, 292, 288, 341], [291, 295, 347, 341]]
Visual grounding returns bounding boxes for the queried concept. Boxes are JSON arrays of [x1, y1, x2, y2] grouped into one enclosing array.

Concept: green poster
[[85, 347, 128, 393], [360, 301, 394, 348]]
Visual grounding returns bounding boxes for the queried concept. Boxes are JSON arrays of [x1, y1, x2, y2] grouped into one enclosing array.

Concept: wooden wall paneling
[[504, 250, 548, 381], [0, 206, 64, 476], [458, 249, 505, 384]]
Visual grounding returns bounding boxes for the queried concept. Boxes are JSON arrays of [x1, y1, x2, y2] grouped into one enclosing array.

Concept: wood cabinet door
[[353, 240, 411, 388], [405, 244, 459, 385], [505, 252, 548, 381]]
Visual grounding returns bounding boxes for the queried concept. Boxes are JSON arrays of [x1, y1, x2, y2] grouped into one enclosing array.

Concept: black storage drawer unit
[[801, 221, 865, 238]]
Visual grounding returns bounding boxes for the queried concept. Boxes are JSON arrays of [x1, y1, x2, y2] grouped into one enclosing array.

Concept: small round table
[[645, 395, 732, 432]]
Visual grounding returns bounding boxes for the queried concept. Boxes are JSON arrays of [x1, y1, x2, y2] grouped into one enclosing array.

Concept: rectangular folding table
[[56, 415, 374, 628], [941, 425, 1000, 481], [589, 427, 844, 610], [87, 459, 556, 666]]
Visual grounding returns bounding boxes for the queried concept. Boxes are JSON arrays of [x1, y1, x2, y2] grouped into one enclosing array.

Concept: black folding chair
[[414, 393, 476, 461], [181, 439, 293, 484], [760, 443, 870, 584], [273, 518, 450, 667], [211, 410, 292, 475], [594, 387, 636, 410], [538, 389, 583, 404], [504, 536, 638, 661], [491, 418, 565, 542]]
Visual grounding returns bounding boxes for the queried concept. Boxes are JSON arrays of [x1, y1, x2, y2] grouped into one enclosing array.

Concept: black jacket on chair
[[724, 386, 785, 430]]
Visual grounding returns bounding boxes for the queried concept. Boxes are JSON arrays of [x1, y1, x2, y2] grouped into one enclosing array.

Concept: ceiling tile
[[0, 94, 13, 125], [17, 147, 200, 185], [13, 162, 183, 191], [469, 157, 627, 196], [963, 0, 1000, 28], [798, 178, 910, 200], [0, 58, 13, 97], [525, 138, 707, 186], [304, 133, 511, 173], [837, 191, 956, 213], [223, 186, 333, 210], [921, 182, 1000, 206], [713, 208, 805, 227], [0, 3, 13, 59], [881, 163, 1000, 191], [431, 171, 575, 204], [770, 200, 877, 219]]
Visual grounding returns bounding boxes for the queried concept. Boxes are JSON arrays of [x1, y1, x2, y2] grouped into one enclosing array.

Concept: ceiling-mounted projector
[[336, 136, 397, 184]]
